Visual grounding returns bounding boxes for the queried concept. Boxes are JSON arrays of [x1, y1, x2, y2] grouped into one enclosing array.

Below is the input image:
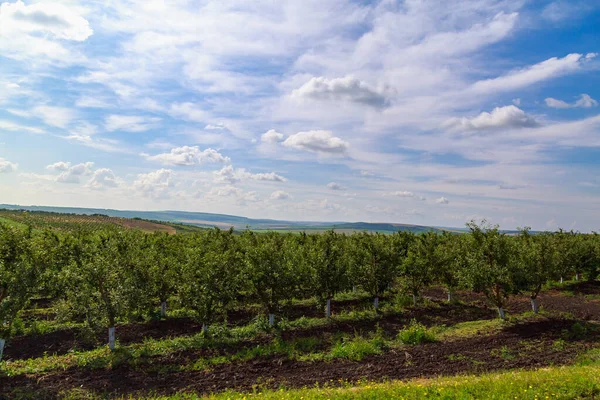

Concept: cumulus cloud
[[143, 146, 230, 166], [293, 76, 390, 108], [436, 197, 449, 204], [46, 161, 71, 172], [445, 105, 539, 131], [133, 169, 174, 198], [545, 94, 598, 109], [86, 168, 121, 189], [0, 157, 18, 173], [282, 130, 349, 154], [270, 190, 291, 200], [50, 162, 94, 183], [327, 182, 346, 191], [214, 165, 287, 184], [105, 115, 161, 132], [261, 129, 284, 144]]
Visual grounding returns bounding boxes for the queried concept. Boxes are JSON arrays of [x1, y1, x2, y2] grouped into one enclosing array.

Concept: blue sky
[[0, 0, 599, 231]]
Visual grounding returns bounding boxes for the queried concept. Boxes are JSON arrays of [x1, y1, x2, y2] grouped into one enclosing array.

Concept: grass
[[129, 359, 600, 399], [397, 320, 436, 345]]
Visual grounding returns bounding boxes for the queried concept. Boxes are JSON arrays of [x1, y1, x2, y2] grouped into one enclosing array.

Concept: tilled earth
[[1, 282, 600, 399]]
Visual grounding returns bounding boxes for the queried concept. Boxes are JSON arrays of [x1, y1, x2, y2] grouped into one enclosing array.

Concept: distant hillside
[[0, 204, 447, 234]]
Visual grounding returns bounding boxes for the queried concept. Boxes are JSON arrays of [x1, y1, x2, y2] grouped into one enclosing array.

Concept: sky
[[0, 0, 599, 231]]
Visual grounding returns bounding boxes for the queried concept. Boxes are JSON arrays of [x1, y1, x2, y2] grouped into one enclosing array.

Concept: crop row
[[0, 220, 599, 360]]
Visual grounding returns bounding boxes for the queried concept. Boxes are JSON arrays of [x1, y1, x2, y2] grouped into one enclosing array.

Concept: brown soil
[[1, 318, 597, 399]]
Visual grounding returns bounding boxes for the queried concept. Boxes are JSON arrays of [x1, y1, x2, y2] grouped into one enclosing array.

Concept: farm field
[[0, 209, 205, 234], [0, 282, 599, 398], [1, 216, 600, 399]]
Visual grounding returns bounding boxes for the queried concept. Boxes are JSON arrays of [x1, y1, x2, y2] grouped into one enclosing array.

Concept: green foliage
[[397, 319, 436, 345], [0, 223, 40, 339], [461, 220, 516, 311]]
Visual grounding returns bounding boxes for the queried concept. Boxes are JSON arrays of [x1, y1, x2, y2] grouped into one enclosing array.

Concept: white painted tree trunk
[[576, 273, 580, 281], [412, 294, 418, 306], [374, 297, 379, 310], [0, 338, 5, 362], [560, 277, 564, 284], [268, 313, 275, 327], [447, 290, 454, 303], [108, 327, 116, 351], [202, 323, 208, 333], [531, 298, 539, 314], [352, 285, 357, 294], [160, 301, 167, 318], [326, 299, 331, 318], [497, 307, 506, 320]]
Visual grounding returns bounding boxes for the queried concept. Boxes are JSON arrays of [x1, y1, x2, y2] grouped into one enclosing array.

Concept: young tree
[[514, 229, 558, 313], [439, 233, 467, 302], [63, 232, 132, 350], [350, 232, 398, 311], [145, 233, 184, 318], [179, 228, 242, 332], [401, 232, 438, 306], [303, 230, 348, 317], [0, 224, 39, 362], [243, 232, 297, 326], [462, 221, 516, 319]]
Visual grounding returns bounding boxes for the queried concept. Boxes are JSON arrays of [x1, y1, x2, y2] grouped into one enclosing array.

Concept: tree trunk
[[352, 285, 357, 294], [0, 338, 5, 362], [202, 323, 208, 334], [412, 293, 418, 306], [531, 298, 539, 314], [108, 327, 116, 351], [160, 301, 167, 318], [447, 290, 454, 303], [497, 307, 506, 320], [576, 273, 580, 281], [268, 313, 275, 327], [374, 296, 379, 311], [560, 277, 564, 284], [326, 299, 331, 318]]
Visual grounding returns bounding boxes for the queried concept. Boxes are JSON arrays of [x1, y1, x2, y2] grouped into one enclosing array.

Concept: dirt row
[[1, 318, 597, 399]]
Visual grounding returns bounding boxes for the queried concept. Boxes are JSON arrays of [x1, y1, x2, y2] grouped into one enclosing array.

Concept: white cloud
[[206, 185, 260, 203], [133, 169, 174, 198], [46, 161, 71, 172], [470, 53, 595, 94], [388, 191, 426, 201], [169, 102, 209, 123], [436, 197, 449, 204], [86, 168, 121, 190], [327, 182, 346, 191], [270, 190, 291, 200], [445, 105, 539, 131], [0, 0, 92, 61], [0, 157, 17, 173], [293, 76, 390, 108], [545, 94, 598, 109], [214, 165, 287, 184], [143, 146, 230, 166], [0, 120, 44, 134], [51, 162, 94, 184], [105, 115, 161, 132], [16, 106, 75, 128], [282, 130, 349, 154], [261, 129, 284, 143]]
